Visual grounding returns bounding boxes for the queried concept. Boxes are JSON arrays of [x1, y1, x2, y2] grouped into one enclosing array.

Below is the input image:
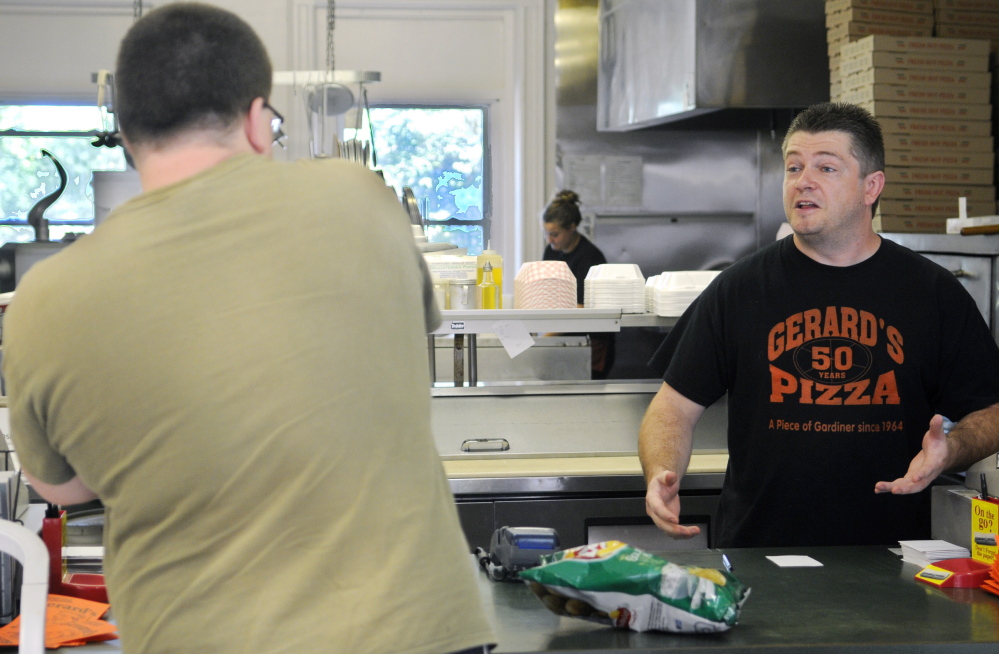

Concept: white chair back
[[0, 519, 47, 654]]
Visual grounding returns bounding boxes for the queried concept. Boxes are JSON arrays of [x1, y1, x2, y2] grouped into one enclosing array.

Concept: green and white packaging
[[519, 540, 749, 633]]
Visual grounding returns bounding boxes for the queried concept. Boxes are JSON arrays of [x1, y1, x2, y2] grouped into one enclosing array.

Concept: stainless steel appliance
[[434, 382, 727, 550], [0, 241, 76, 293], [597, 0, 828, 131]]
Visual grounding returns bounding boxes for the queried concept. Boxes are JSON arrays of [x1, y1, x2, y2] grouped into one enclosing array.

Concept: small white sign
[[450, 321, 465, 330], [491, 321, 535, 358]]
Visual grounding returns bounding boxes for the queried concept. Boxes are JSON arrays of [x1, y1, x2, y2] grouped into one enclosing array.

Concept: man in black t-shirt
[[639, 103, 999, 547]]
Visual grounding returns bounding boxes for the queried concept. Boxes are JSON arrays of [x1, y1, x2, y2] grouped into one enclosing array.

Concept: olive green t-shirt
[[3, 155, 493, 653]]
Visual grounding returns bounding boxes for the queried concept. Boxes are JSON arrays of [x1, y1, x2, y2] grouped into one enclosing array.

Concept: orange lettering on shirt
[[769, 364, 797, 402], [823, 306, 840, 337], [872, 370, 900, 404], [887, 326, 904, 364], [786, 313, 803, 350], [815, 383, 843, 405], [840, 307, 859, 341], [844, 379, 872, 405], [800, 378, 814, 404], [768, 323, 785, 361], [803, 309, 822, 343], [859, 311, 877, 346]]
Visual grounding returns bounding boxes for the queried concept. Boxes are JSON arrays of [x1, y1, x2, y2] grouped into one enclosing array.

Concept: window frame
[[359, 103, 492, 250], [0, 105, 126, 232]]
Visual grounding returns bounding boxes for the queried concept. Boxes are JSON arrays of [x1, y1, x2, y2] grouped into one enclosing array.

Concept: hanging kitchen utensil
[[26, 150, 67, 243], [304, 0, 357, 158], [402, 187, 422, 227]]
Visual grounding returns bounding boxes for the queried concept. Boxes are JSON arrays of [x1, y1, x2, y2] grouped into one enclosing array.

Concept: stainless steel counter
[[431, 382, 726, 460]]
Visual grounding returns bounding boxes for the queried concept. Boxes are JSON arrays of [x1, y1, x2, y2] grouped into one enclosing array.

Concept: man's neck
[[128, 129, 258, 192], [792, 229, 882, 267]]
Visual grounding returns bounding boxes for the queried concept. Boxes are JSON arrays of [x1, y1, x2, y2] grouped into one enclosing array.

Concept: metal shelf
[[428, 310, 678, 386], [431, 309, 676, 335]]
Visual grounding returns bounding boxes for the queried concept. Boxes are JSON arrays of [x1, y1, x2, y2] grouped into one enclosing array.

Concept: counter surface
[[64, 546, 999, 652], [443, 453, 728, 479], [483, 546, 999, 653]]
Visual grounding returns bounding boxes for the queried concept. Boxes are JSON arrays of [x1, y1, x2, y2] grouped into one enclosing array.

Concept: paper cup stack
[[514, 261, 578, 309], [583, 264, 646, 313], [653, 270, 720, 317]]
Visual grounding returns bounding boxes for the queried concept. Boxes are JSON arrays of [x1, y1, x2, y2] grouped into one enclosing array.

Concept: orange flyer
[[0, 594, 117, 648]]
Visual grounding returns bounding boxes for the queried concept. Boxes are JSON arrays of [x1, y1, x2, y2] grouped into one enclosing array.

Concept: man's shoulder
[[712, 238, 784, 287]]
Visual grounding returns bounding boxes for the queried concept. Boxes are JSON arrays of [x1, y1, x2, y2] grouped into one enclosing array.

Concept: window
[[0, 106, 126, 244], [346, 106, 488, 255]]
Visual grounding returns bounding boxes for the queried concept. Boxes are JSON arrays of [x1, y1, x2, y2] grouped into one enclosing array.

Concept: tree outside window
[[0, 106, 126, 244], [348, 106, 488, 255]]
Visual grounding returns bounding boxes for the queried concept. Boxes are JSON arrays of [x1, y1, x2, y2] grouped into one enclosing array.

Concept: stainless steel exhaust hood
[[597, 0, 829, 131]]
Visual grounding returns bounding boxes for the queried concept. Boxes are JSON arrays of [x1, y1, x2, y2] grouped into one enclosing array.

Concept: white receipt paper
[[766, 555, 823, 568], [492, 321, 535, 358]]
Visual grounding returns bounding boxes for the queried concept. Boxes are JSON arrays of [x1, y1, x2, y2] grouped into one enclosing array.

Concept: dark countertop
[[482, 546, 999, 653]]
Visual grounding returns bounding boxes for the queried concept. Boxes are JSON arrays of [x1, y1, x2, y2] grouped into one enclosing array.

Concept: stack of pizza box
[[827, 0, 935, 100], [935, 0, 999, 51], [833, 34, 995, 232]]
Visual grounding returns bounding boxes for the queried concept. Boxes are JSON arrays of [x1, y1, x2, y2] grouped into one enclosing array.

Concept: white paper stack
[[513, 261, 578, 309], [584, 264, 646, 313], [899, 540, 970, 568], [653, 270, 720, 317]]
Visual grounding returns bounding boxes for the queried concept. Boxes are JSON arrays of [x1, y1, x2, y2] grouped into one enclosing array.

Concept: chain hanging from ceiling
[[326, 0, 336, 76]]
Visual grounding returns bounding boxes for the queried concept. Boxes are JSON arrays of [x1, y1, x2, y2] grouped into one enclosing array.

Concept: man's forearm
[[947, 403, 999, 471], [638, 383, 704, 483]]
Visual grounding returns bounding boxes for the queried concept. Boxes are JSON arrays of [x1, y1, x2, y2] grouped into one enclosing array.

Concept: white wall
[[0, 0, 553, 269]]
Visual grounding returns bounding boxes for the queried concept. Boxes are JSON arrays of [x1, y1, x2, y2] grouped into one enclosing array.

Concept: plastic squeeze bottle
[[478, 261, 500, 310], [477, 244, 503, 308]]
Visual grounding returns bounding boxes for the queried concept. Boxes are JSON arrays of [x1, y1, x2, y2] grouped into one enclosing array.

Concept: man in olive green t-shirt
[[2, 4, 494, 653]]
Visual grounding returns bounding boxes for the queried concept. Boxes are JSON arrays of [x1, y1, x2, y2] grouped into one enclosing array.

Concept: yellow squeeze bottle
[[478, 262, 499, 310], [476, 246, 503, 308]]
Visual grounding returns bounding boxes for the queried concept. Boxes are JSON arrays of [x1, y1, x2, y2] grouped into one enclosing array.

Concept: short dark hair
[[115, 2, 273, 147], [783, 103, 885, 215], [543, 190, 583, 229]]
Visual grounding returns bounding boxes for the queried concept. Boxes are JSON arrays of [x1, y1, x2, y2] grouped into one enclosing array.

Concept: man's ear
[[244, 97, 272, 155], [864, 170, 885, 207]]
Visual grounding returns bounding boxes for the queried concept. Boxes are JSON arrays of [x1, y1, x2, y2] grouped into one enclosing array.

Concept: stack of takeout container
[[513, 261, 578, 310], [653, 271, 720, 318], [826, 0, 935, 99], [832, 32, 995, 232], [645, 275, 660, 314], [583, 264, 646, 313]]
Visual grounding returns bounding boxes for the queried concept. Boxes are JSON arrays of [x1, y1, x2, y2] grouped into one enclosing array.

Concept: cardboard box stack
[[935, 0, 999, 50], [827, 0, 935, 99], [829, 26, 995, 231]]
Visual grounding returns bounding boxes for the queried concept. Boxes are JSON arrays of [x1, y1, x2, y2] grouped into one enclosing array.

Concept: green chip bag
[[519, 540, 749, 633]]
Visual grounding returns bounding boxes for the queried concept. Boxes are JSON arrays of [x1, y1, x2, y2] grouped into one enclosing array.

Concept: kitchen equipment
[[450, 279, 476, 310], [41, 505, 107, 604], [598, 0, 828, 130], [0, 242, 76, 293], [475, 526, 560, 581]]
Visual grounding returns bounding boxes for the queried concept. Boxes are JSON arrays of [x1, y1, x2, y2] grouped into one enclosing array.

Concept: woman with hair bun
[[542, 190, 615, 379]]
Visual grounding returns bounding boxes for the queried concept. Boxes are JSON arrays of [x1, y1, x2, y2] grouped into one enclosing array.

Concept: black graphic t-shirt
[[650, 236, 999, 547]]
